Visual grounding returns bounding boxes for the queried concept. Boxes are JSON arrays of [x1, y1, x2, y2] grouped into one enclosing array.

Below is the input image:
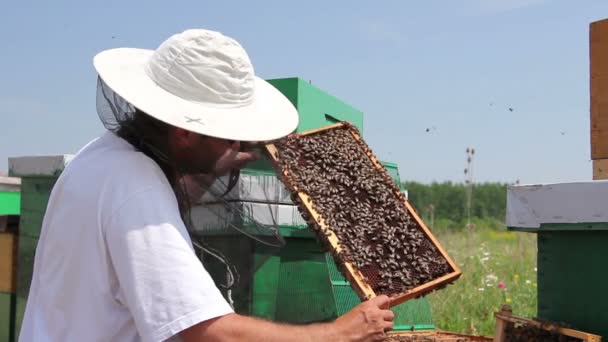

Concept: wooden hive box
[[494, 305, 602, 342], [265, 122, 461, 306]]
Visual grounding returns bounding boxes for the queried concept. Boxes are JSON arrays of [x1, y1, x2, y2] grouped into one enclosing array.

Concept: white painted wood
[[0, 176, 20, 192], [190, 201, 306, 233], [506, 180, 608, 228], [8, 155, 73, 177], [199, 173, 292, 204]]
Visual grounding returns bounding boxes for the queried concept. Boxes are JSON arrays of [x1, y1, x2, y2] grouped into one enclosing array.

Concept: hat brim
[[93, 48, 299, 142]]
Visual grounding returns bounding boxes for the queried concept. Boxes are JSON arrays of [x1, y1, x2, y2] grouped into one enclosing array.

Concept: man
[[19, 29, 394, 341]]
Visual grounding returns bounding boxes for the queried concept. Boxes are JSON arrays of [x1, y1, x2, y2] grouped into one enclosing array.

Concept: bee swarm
[[273, 124, 453, 297]]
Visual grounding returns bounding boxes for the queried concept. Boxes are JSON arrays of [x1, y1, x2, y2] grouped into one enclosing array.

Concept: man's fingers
[[382, 319, 394, 331], [382, 309, 394, 322], [235, 151, 260, 163], [369, 295, 391, 309]]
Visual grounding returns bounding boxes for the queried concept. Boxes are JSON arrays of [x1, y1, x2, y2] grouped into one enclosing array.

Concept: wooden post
[[590, 19, 608, 179], [593, 158, 608, 179], [493, 305, 513, 342]]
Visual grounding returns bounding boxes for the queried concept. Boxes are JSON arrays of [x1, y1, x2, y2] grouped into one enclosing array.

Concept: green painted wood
[[0, 292, 10, 342], [267, 77, 364, 134], [14, 234, 37, 340], [382, 161, 401, 184], [251, 253, 280, 320], [325, 254, 434, 329], [509, 222, 608, 233], [537, 231, 608, 338], [16, 235, 37, 300], [538, 222, 608, 231], [4, 176, 57, 341], [0, 192, 20, 216], [18, 178, 57, 238], [274, 239, 337, 323], [266, 78, 299, 110]]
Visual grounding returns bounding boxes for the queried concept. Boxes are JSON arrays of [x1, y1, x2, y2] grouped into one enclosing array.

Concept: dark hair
[[116, 109, 194, 226], [116, 110, 174, 183]]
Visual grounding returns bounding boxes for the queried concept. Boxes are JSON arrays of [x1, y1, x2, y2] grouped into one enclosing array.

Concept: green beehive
[[8, 156, 69, 339], [267, 77, 364, 133], [506, 181, 608, 338], [0, 176, 21, 342]]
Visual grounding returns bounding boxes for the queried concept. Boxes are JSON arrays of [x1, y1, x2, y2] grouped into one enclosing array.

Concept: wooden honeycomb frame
[[386, 330, 492, 341], [265, 122, 462, 306]]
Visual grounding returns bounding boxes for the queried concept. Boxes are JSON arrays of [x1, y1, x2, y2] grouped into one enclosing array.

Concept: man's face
[[169, 126, 260, 177]]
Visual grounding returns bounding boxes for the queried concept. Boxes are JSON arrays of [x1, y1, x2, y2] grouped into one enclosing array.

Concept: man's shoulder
[[65, 132, 171, 194]]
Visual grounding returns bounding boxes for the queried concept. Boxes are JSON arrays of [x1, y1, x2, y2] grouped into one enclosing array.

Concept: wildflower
[[478, 288, 485, 292], [533, 282, 537, 288], [483, 252, 490, 256], [534, 267, 537, 272], [514, 274, 520, 280], [506, 297, 512, 303], [486, 275, 498, 281], [480, 257, 489, 263], [498, 281, 506, 289], [525, 280, 532, 285]]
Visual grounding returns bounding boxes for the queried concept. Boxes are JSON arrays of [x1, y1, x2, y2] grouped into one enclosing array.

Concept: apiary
[[267, 122, 461, 305], [7, 78, 441, 337]]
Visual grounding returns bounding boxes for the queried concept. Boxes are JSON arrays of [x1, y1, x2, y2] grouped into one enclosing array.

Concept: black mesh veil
[[96, 77, 287, 307]]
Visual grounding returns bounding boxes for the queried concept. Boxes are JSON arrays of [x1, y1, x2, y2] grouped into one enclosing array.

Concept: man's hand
[[333, 295, 394, 342], [180, 142, 261, 202], [212, 141, 260, 177]]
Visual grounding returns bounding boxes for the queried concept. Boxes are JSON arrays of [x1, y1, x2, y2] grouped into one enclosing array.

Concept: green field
[[427, 219, 537, 336]]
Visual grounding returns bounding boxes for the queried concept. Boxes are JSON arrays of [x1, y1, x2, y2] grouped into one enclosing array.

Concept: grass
[[426, 218, 537, 336]]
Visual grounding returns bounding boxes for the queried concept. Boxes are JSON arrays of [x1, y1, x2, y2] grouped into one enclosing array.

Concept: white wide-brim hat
[[93, 29, 299, 142]]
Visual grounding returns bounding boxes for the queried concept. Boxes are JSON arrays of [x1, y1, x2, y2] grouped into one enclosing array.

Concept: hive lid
[[507, 180, 608, 231], [0, 176, 20, 192], [8, 155, 73, 177]]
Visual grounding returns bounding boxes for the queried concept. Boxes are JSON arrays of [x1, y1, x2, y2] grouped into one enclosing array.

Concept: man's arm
[[180, 295, 394, 342], [180, 314, 339, 342]]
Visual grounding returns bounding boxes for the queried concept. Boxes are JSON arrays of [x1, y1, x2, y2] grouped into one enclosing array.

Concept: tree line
[[401, 182, 508, 229]]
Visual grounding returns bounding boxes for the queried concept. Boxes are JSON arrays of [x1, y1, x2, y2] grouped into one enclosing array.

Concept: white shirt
[[19, 132, 233, 342]]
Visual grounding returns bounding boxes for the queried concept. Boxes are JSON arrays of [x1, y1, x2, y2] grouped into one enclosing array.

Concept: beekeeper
[[19, 29, 394, 342]]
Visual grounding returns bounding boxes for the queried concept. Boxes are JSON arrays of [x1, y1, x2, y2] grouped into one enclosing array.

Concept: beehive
[[507, 181, 608, 338], [493, 305, 602, 342]]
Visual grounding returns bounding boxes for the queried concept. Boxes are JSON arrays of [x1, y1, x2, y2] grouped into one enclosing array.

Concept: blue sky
[[2, 0, 607, 184]]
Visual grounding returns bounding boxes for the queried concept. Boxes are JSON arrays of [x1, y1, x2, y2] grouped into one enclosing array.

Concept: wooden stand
[[265, 122, 461, 306]]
